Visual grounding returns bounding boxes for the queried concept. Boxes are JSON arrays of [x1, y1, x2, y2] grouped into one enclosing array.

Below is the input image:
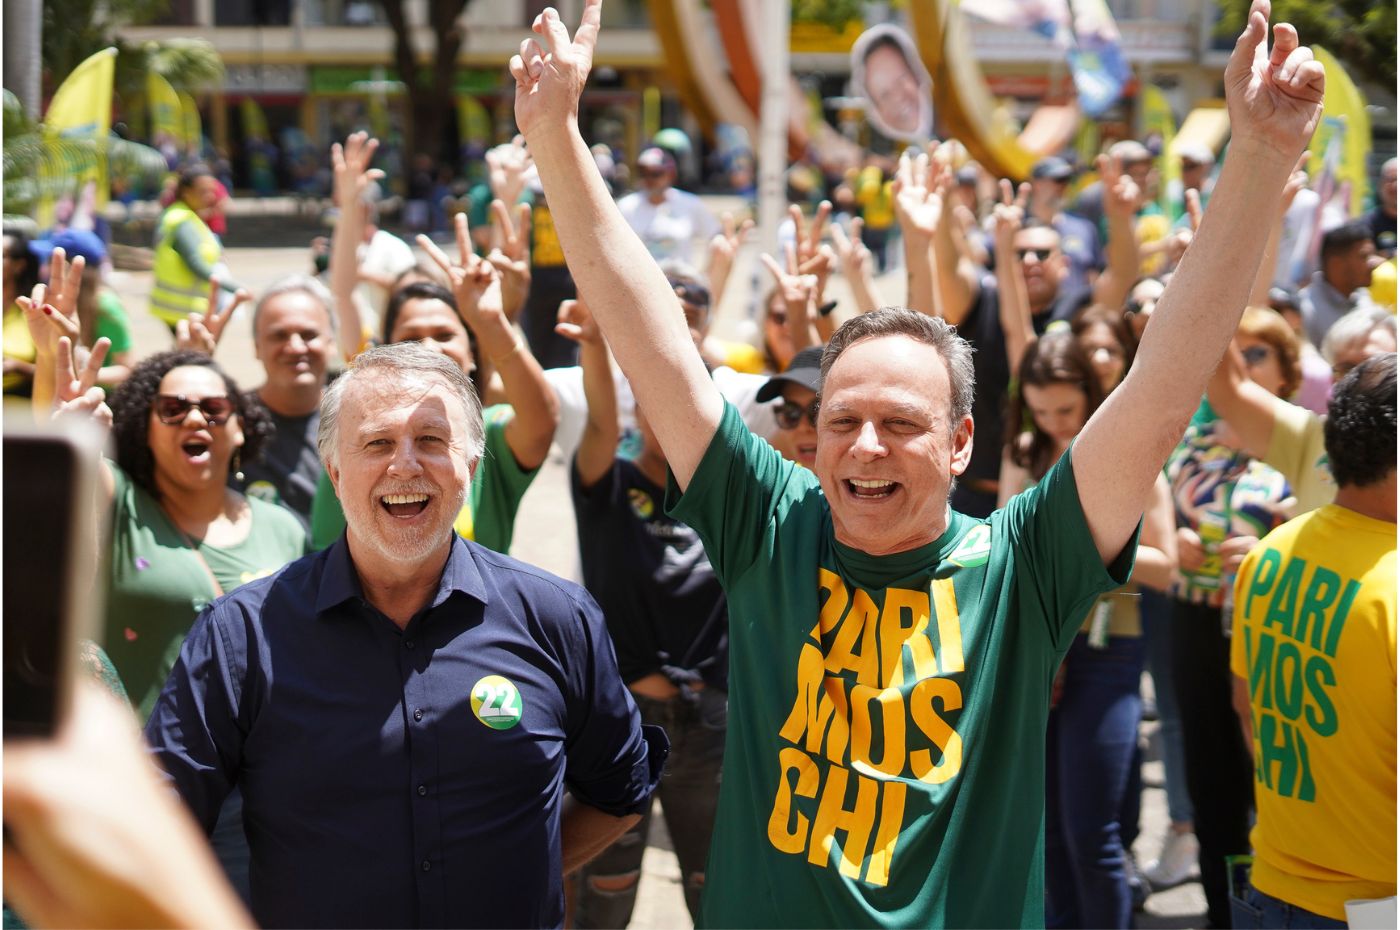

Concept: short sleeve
[[95, 291, 134, 354], [471, 406, 539, 553], [143, 601, 249, 834], [665, 401, 818, 583], [997, 444, 1139, 650], [561, 588, 668, 816], [1264, 400, 1333, 513]]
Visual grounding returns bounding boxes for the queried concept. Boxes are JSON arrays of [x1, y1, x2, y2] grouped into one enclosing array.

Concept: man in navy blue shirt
[[145, 341, 666, 929]]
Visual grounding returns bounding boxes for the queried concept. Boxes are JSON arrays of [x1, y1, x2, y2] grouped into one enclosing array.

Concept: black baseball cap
[[757, 345, 825, 402]]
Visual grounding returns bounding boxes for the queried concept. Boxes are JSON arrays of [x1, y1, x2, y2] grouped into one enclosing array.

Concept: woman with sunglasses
[[997, 329, 1176, 929], [100, 351, 307, 718]]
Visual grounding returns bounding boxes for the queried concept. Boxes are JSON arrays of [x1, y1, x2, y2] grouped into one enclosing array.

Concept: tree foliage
[[1216, 0, 1396, 88], [377, 0, 474, 165], [41, 0, 168, 90]]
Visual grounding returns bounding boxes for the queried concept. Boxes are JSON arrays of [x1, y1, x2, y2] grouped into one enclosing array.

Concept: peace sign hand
[[893, 146, 951, 240], [830, 218, 872, 280], [1223, 0, 1325, 166], [511, 0, 602, 138], [419, 214, 503, 330], [992, 178, 1030, 243], [486, 199, 533, 321], [175, 279, 251, 356], [51, 336, 112, 429], [760, 247, 819, 321]]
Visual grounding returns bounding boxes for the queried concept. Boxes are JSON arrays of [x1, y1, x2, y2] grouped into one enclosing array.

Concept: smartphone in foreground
[[4, 422, 104, 739]]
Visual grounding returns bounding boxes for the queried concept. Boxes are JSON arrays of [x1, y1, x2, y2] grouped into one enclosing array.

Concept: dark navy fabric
[[145, 534, 667, 930]]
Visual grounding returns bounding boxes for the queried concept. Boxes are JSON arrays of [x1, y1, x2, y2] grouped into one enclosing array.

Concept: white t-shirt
[[616, 188, 721, 265], [355, 229, 416, 337], [545, 363, 776, 465]]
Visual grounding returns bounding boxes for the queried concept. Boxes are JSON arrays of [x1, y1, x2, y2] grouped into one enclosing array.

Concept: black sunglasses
[[153, 393, 236, 426], [775, 399, 820, 430], [1016, 247, 1054, 262]]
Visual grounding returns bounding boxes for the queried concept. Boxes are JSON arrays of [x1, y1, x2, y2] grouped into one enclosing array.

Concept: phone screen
[[3, 432, 91, 738]]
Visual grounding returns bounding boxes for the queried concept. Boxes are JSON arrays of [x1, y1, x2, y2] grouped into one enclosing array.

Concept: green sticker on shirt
[[945, 523, 992, 569], [470, 675, 523, 730]]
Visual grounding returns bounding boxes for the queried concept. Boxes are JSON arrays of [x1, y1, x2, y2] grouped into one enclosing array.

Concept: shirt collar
[[315, 533, 490, 616]]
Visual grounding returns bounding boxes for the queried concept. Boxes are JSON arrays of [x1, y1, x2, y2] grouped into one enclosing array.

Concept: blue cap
[[49, 228, 107, 265]]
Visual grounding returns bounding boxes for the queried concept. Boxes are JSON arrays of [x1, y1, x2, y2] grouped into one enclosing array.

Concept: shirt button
[[405, 639, 415, 650], [421, 859, 432, 872], [414, 708, 424, 722], [417, 784, 428, 797]]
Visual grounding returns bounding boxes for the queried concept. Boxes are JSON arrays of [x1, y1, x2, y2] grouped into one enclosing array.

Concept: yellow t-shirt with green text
[[1231, 504, 1397, 920]]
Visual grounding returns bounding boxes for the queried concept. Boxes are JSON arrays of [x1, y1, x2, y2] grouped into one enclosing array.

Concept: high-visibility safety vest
[[150, 202, 221, 326]]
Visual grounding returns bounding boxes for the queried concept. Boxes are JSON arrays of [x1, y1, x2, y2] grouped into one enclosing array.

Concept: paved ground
[[102, 234, 1210, 928]]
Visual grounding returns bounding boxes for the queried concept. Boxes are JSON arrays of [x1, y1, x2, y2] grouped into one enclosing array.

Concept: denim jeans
[[1231, 885, 1348, 929], [575, 688, 725, 928], [1140, 588, 1194, 825], [1045, 634, 1145, 930]]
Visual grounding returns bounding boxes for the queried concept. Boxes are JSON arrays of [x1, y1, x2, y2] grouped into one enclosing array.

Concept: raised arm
[[1092, 154, 1143, 313], [512, 1, 721, 489], [1073, 0, 1324, 565], [421, 216, 560, 471], [830, 218, 882, 315], [891, 148, 942, 318], [557, 297, 618, 487], [329, 133, 383, 361], [991, 179, 1034, 372], [706, 212, 753, 311]]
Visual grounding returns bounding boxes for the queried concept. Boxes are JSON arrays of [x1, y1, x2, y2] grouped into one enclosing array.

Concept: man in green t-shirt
[[512, 2, 1324, 925]]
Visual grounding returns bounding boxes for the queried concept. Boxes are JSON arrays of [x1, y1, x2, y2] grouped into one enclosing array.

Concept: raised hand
[[893, 146, 951, 240], [510, 0, 602, 137], [830, 217, 872, 280], [486, 198, 533, 321], [991, 178, 1030, 243], [761, 247, 819, 328], [486, 136, 535, 207], [175, 279, 252, 356], [555, 297, 601, 345], [789, 201, 832, 269], [51, 336, 112, 429], [1223, 0, 1325, 164], [708, 212, 753, 274], [331, 131, 384, 208], [419, 214, 503, 332], [1099, 153, 1142, 222]]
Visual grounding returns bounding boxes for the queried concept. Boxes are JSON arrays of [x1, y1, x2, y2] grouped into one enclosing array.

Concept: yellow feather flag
[[1138, 84, 1176, 215], [179, 91, 203, 156], [240, 96, 270, 141], [1309, 47, 1372, 217], [39, 46, 117, 225], [148, 72, 183, 150]]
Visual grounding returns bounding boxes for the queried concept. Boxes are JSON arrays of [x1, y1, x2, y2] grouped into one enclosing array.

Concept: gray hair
[[820, 307, 976, 425], [252, 274, 337, 340], [1320, 306, 1397, 365], [318, 342, 484, 468]]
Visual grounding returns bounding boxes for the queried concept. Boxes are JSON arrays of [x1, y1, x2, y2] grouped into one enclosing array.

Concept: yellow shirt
[[1265, 398, 1334, 515], [1230, 505, 1397, 920], [3, 303, 36, 392]]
